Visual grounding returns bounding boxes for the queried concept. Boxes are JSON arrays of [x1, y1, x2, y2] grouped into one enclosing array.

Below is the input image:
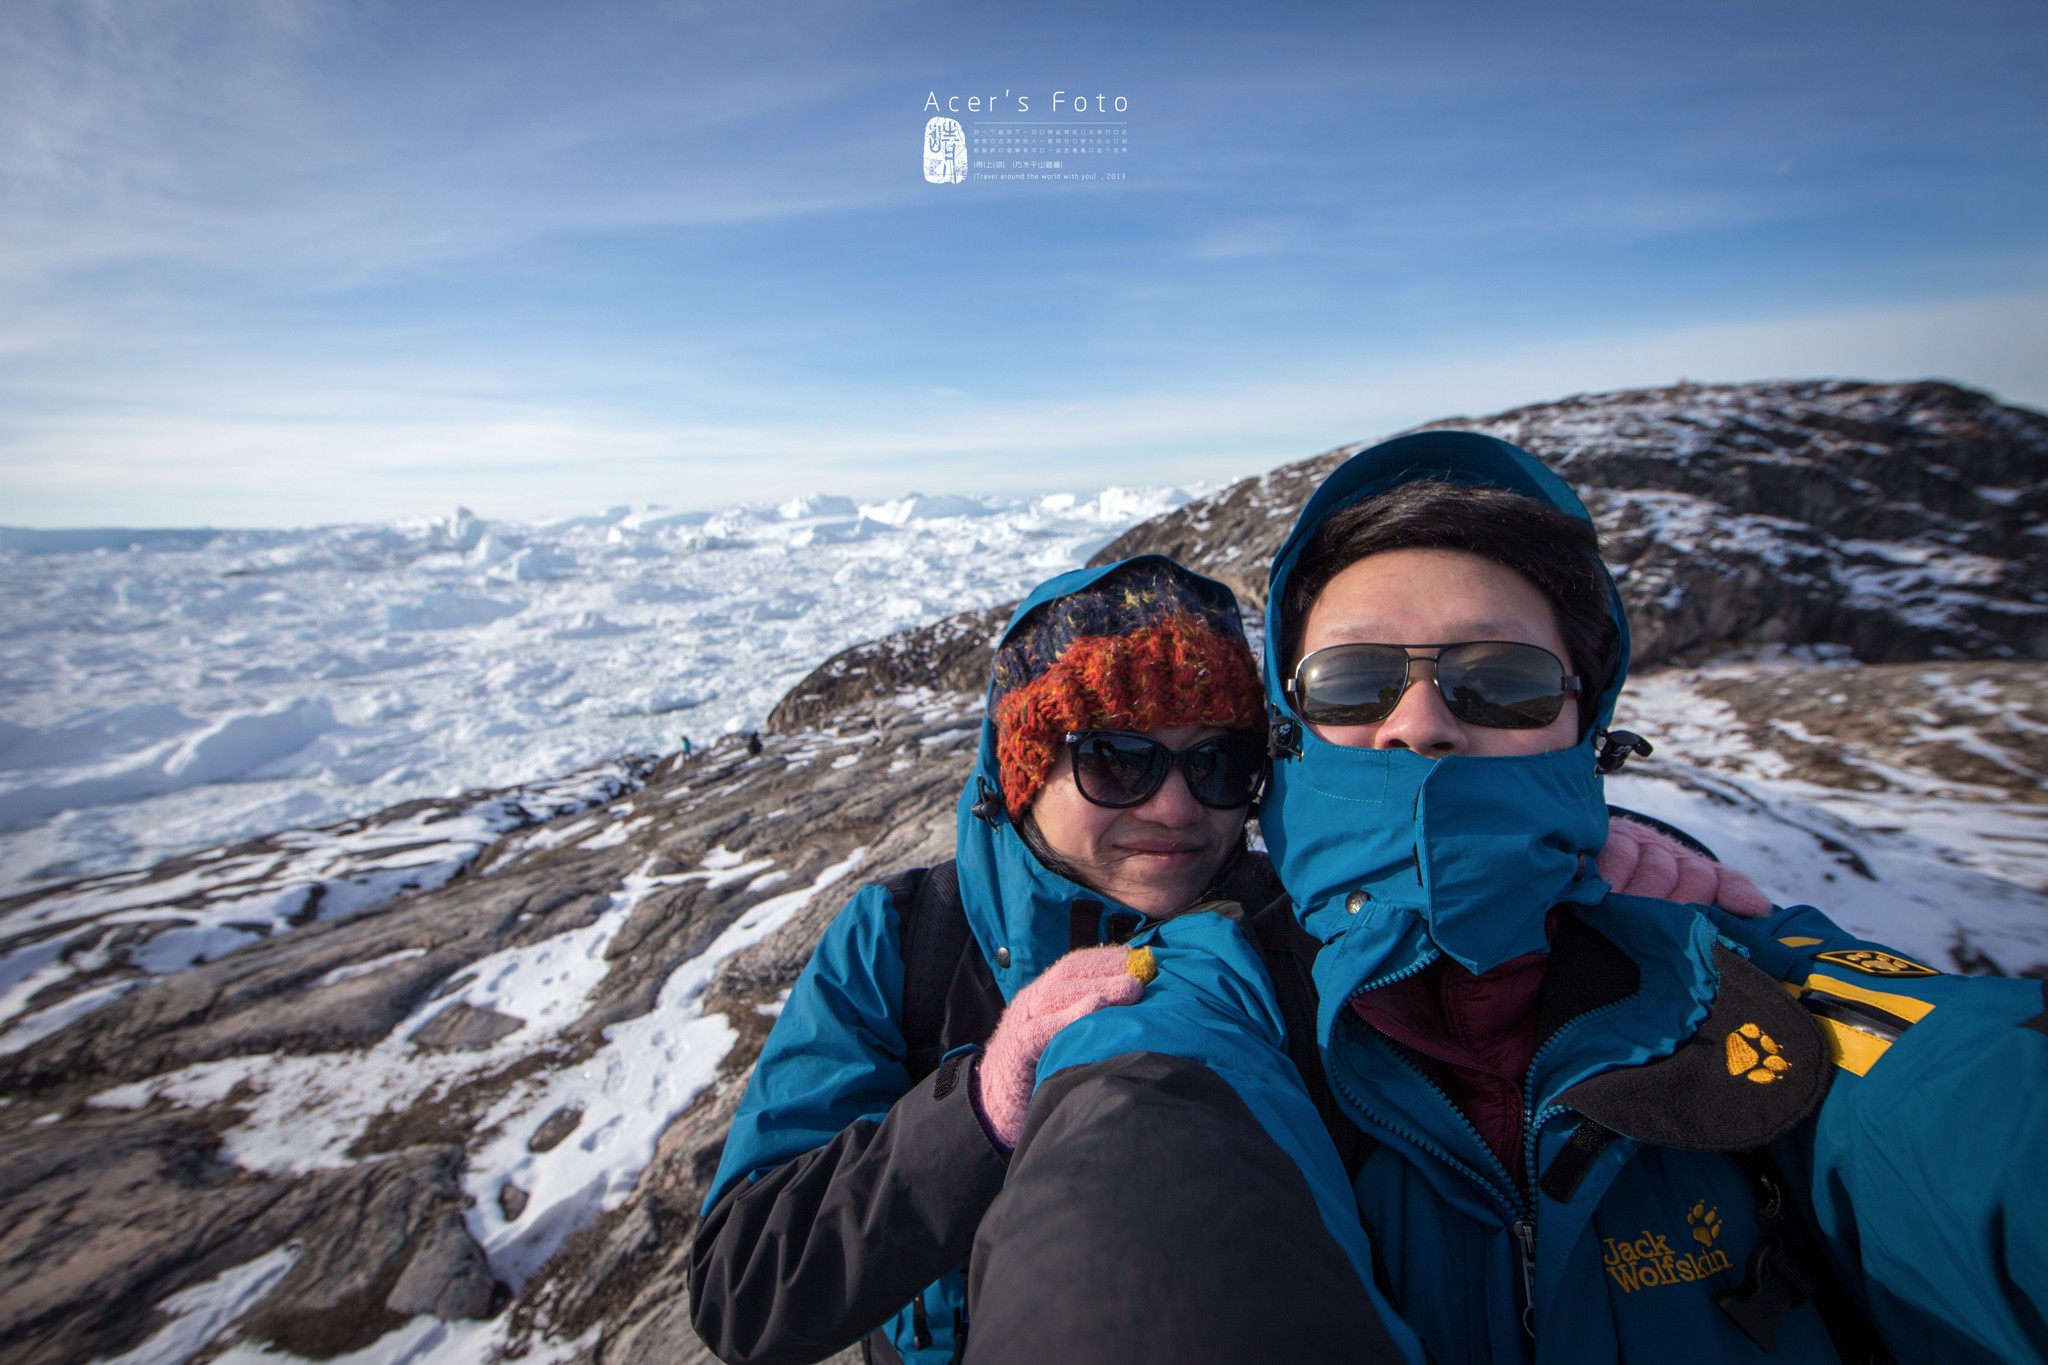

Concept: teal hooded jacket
[[693, 557, 1321, 1365], [1027, 433, 2048, 1365]]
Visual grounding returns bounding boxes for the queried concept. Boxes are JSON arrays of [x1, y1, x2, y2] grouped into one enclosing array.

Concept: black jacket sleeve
[[690, 1049, 1010, 1365], [964, 1051, 1412, 1365]]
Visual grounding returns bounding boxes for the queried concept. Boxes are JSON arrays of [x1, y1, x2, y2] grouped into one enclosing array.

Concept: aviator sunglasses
[[1288, 641, 1581, 730], [1061, 729, 1269, 810]]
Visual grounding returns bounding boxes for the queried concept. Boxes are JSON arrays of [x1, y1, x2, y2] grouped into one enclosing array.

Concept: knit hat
[[991, 559, 1265, 818]]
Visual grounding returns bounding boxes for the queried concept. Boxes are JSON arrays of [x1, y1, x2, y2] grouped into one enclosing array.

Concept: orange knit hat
[[990, 561, 1264, 818]]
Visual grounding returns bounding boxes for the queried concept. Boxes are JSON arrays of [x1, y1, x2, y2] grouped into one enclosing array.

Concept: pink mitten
[[1599, 816, 1771, 917], [971, 944, 1159, 1152]]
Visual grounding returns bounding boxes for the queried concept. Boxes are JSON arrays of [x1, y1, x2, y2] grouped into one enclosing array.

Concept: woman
[[689, 556, 1270, 1365], [689, 552, 1753, 1365]]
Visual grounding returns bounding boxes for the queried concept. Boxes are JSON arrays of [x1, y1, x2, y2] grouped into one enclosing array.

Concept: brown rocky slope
[[0, 378, 2043, 1365]]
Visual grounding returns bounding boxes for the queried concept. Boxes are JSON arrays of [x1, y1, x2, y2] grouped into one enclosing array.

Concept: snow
[[96, 1246, 303, 1365], [0, 979, 140, 1056], [163, 699, 340, 785], [0, 697, 339, 831], [0, 484, 1198, 890], [85, 845, 870, 1324], [461, 846, 866, 1287], [1607, 764, 2048, 972], [0, 758, 645, 1040], [210, 1320, 596, 1365]]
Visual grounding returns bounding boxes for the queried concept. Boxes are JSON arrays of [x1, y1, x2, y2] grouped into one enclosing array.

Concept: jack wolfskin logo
[[1602, 1219, 1735, 1294], [1688, 1203, 1723, 1248], [1815, 949, 1936, 977], [1725, 1023, 1791, 1084], [923, 117, 968, 183]]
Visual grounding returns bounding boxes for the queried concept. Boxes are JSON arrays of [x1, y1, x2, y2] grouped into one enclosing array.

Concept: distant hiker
[[745, 731, 762, 757], [964, 433, 2048, 1365], [689, 555, 1755, 1365], [680, 735, 693, 758]]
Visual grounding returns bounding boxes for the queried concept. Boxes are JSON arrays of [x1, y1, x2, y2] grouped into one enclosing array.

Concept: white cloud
[[5, 288, 2043, 527]]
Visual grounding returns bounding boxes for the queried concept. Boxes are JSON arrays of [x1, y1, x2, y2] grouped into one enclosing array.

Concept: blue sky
[[3, 0, 2045, 527]]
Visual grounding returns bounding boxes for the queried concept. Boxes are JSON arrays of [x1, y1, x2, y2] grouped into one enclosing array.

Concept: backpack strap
[[887, 861, 981, 1084], [1248, 896, 1379, 1181]]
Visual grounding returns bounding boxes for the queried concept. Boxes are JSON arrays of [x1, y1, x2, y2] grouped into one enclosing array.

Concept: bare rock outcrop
[[766, 602, 1012, 732], [2, 1112, 481, 1363], [1093, 379, 2048, 664]]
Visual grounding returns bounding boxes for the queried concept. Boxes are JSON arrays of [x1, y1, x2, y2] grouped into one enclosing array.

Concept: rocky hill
[[1093, 379, 2048, 664], [1, 379, 2044, 1365]]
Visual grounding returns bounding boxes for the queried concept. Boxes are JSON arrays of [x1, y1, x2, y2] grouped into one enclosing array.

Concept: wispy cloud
[[7, 289, 2042, 527], [0, 0, 902, 293]]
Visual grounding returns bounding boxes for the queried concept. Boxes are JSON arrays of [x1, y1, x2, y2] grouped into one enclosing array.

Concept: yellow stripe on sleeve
[[1812, 1014, 1892, 1078], [1803, 973, 1936, 1024]]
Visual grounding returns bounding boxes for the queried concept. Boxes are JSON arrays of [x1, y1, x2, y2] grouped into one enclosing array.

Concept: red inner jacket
[[1350, 922, 1556, 1183]]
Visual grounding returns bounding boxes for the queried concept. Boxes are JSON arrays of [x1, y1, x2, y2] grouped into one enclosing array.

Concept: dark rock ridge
[[1, 378, 2043, 1365], [766, 602, 1012, 732], [1092, 379, 2048, 665]]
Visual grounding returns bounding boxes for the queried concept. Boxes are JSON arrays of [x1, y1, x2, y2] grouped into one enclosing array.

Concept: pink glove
[[971, 944, 1159, 1152], [1600, 816, 1771, 917]]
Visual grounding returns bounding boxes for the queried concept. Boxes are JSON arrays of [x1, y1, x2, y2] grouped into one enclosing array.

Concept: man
[[965, 432, 2047, 1365]]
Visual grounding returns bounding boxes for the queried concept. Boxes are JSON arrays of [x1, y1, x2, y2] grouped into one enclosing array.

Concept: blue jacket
[[1024, 433, 2048, 1364], [692, 557, 1278, 1365]]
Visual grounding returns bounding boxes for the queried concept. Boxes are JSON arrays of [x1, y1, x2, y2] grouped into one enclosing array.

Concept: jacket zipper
[[1335, 966, 1637, 1344], [1509, 996, 1634, 1338], [1512, 1217, 1538, 1338], [1332, 956, 1537, 1342]]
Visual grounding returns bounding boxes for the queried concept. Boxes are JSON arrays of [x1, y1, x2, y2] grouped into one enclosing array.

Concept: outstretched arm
[[967, 1051, 1420, 1365], [970, 943, 1157, 1150], [964, 911, 1425, 1365], [1800, 966, 2048, 1364]]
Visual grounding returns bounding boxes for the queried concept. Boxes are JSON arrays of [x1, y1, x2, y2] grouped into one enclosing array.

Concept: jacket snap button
[[1345, 891, 1368, 914], [995, 946, 1011, 968]]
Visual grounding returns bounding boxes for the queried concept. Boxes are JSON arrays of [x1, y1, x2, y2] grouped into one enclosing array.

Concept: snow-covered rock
[[776, 493, 859, 521], [2, 654, 2041, 1364], [384, 591, 523, 632], [2, 380, 2045, 1364], [1098, 379, 2048, 665]]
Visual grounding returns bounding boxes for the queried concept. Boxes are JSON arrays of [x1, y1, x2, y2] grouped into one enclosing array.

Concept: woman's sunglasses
[[1061, 729, 1268, 810], [1288, 641, 1581, 730]]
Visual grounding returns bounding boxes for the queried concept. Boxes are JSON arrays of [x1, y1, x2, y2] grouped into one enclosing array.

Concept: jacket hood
[[956, 555, 1252, 1001], [1259, 431, 1633, 978]]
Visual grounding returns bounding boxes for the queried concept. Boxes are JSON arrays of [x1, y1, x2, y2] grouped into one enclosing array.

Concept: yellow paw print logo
[[1688, 1202, 1724, 1247], [1725, 1022, 1791, 1084]]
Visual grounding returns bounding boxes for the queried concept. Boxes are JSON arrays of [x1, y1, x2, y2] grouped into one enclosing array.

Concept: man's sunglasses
[[1061, 729, 1268, 810], [1287, 641, 1581, 730]]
